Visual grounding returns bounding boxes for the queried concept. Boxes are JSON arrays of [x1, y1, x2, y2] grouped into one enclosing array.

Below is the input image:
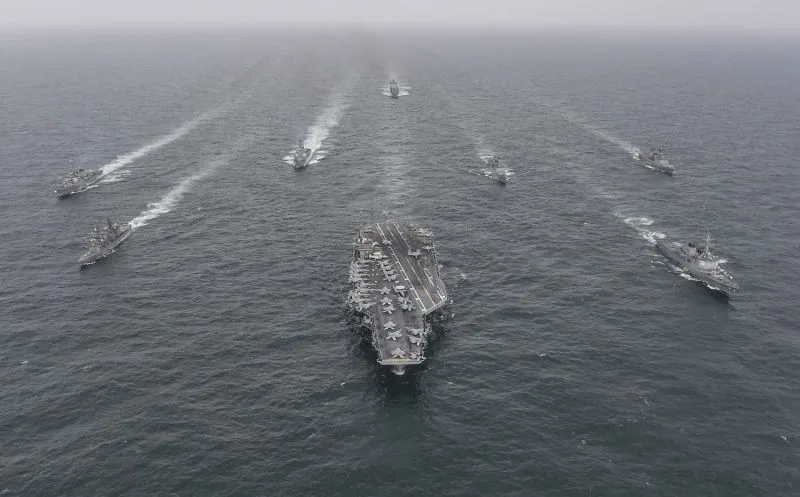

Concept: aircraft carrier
[[347, 221, 447, 374]]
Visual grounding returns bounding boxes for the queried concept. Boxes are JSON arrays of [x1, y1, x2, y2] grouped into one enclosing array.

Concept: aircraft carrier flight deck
[[347, 221, 447, 374]]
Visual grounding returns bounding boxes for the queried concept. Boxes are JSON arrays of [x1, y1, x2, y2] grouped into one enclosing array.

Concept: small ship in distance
[[292, 140, 313, 169], [55, 168, 104, 198], [656, 232, 739, 297], [389, 79, 400, 98], [78, 219, 133, 267], [636, 147, 675, 175]]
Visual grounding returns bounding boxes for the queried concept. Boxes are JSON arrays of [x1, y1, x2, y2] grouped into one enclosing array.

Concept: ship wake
[[300, 95, 346, 165], [561, 112, 639, 158], [583, 125, 639, 157], [102, 106, 224, 175], [622, 215, 665, 245], [100, 169, 131, 183], [128, 156, 228, 229]]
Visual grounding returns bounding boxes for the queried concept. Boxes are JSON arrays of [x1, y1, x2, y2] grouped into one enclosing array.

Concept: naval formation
[[55, 76, 738, 373]]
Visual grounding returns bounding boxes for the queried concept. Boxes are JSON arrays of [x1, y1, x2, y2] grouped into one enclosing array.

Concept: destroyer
[[389, 79, 400, 98], [55, 168, 104, 198], [78, 219, 133, 267], [636, 147, 675, 175], [292, 140, 312, 169], [347, 221, 447, 375], [656, 232, 738, 297]]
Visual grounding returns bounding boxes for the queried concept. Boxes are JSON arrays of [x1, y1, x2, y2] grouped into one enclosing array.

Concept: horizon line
[[0, 22, 798, 33]]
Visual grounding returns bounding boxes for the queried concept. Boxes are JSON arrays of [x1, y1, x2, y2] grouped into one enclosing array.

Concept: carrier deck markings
[[390, 221, 447, 302], [374, 223, 437, 313]]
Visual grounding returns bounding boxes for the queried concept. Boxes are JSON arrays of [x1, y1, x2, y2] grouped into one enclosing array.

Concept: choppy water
[[1, 29, 799, 496]]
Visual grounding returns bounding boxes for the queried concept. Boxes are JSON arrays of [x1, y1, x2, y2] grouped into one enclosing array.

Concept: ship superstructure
[[292, 140, 313, 168], [78, 219, 133, 267], [483, 154, 513, 183], [636, 146, 675, 175], [347, 221, 447, 374], [656, 232, 738, 297]]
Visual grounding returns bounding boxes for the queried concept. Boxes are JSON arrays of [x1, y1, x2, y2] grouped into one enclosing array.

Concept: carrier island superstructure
[[347, 221, 447, 374]]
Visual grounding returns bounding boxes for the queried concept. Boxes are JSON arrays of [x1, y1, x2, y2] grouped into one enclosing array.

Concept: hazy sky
[[1, 0, 799, 30]]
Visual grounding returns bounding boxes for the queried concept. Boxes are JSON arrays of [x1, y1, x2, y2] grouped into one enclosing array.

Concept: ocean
[[1, 28, 799, 496]]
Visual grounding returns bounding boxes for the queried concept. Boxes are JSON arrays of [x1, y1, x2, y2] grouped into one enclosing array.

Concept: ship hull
[[486, 170, 510, 184], [55, 171, 104, 198], [491, 172, 508, 184], [78, 226, 132, 267], [649, 161, 675, 175], [656, 240, 737, 297], [637, 153, 675, 176]]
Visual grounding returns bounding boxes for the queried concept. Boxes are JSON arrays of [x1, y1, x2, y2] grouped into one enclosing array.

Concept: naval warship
[[389, 79, 400, 98], [78, 219, 133, 267], [292, 140, 313, 169], [347, 221, 447, 375], [55, 168, 104, 198], [656, 232, 739, 297], [482, 154, 513, 184], [636, 147, 675, 175]]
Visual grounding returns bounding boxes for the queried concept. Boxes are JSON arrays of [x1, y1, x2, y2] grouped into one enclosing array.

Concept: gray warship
[[347, 221, 447, 375], [656, 232, 739, 297], [636, 147, 675, 175], [292, 140, 313, 169], [55, 168, 104, 198], [78, 219, 133, 267], [389, 79, 400, 98], [482, 154, 513, 184]]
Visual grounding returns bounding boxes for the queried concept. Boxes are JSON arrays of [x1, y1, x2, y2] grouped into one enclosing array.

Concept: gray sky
[[1, 0, 799, 30]]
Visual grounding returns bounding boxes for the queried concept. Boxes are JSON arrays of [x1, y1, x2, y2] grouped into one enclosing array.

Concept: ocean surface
[[1, 28, 799, 496]]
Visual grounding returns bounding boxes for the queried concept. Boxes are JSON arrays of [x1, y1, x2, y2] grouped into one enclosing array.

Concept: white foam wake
[[100, 169, 131, 183], [583, 125, 639, 156], [560, 112, 639, 157], [623, 215, 664, 245], [102, 107, 222, 175], [128, 164, 217, 229], [381, 89, 411, 97], [302, 96, 346, 164], [624, 216, 653, 227], [127, 136, 252, 229]]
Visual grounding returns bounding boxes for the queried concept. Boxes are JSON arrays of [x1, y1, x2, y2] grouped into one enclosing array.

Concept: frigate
[[347, 221, 447, 375], [482, 154, 513, 184], [656, 232, 739, 297], [55, 168, 104, 198], [636, 147, 675, 175], [292, 140, 313, 169], [78, 219, 133, 267], [389, 79, 400, 98]]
